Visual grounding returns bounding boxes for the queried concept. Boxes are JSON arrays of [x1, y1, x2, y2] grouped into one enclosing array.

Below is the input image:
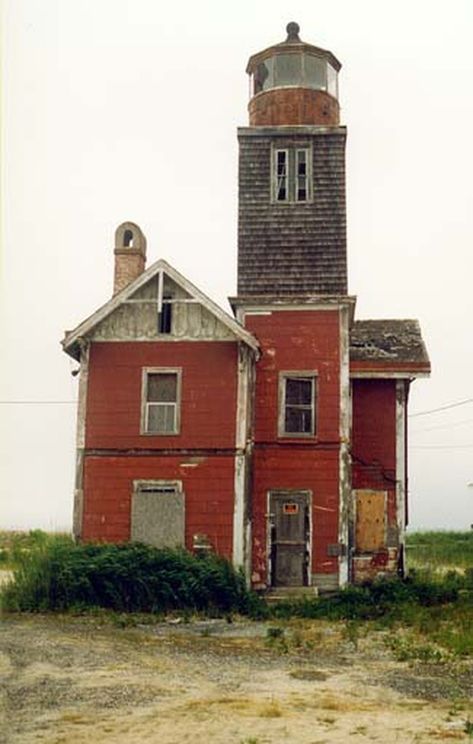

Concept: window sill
[[140, 431, 180, 437]]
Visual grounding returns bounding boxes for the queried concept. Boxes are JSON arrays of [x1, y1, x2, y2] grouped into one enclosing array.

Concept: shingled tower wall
[[237, 22, 347, 297]]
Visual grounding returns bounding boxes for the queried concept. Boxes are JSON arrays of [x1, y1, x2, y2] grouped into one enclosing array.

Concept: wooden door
[[269, 492, 310, 587]]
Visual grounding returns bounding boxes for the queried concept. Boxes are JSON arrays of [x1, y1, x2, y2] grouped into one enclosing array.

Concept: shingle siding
[[237, 126, 347, 296]]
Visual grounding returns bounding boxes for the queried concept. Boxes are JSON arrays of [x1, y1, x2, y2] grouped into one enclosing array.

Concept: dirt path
[[1, 614, 472, 743]]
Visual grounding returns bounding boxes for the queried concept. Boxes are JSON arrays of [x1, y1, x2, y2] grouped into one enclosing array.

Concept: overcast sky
[[1, 0, 472, 532]]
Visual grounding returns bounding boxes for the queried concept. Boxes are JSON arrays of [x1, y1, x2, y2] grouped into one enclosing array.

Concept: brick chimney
[[113, 222, 147, 295]]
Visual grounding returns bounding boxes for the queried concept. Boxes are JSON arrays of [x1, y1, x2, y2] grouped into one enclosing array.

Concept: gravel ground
[[1, 614, 472, 744]]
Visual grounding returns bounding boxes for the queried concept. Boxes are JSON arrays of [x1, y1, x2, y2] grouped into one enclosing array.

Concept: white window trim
[[278, 371, 317, 438], [140, 367, 182, 436], [271, 145, 312, 204]]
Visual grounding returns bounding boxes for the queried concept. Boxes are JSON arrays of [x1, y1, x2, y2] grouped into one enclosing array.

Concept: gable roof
[[350, 319, 430, 376], [62, 258, 259, 360]]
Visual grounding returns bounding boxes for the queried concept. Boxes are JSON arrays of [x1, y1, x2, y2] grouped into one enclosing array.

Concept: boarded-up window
[[131, 482, 184, 548], [354, 490, 387, 552]]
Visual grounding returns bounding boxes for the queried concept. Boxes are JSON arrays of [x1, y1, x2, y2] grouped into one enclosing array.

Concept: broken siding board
[[354, 490, 387, 552]]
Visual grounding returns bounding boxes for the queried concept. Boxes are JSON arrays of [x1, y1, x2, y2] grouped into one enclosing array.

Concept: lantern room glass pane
[[327, 63, 338, 97], [253, 57, 274, 94], [304, 54, 326, 90], [274, 54, 302, 86]]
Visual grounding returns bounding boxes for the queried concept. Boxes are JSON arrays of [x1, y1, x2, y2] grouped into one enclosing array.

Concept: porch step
[[265, 586, 319, 604]]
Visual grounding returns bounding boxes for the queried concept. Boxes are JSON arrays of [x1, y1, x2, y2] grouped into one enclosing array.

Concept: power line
[[410, 417, 473, 434], [411, 444, 473, 450], [409, 398, 473, 418], [0, 401, 77, 405]]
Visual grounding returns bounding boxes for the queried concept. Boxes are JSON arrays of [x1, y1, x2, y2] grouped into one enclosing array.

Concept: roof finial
[[286, 21, 301, 42]]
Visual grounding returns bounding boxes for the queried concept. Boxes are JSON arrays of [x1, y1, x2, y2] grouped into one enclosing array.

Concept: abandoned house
[[62, 23, 430, 591]]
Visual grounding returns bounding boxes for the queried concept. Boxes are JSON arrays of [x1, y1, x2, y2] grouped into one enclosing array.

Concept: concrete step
[[265, 586, 319, 604]]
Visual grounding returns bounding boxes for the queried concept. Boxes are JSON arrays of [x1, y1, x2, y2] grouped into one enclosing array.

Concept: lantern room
[[246, 22, 342, 126]]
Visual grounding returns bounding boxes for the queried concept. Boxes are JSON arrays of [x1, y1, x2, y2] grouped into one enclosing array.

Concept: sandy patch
[[1, 615, 472, 744]]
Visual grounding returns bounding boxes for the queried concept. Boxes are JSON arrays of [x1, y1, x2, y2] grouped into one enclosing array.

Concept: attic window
[[123, 229, 134, 248], [158, 296, 172, 334]]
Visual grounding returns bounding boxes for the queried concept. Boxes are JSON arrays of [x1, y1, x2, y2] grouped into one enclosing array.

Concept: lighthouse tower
[[232, 24, 353, 590]]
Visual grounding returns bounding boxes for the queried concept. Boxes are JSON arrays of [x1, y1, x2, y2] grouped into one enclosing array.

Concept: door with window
[[269, 492, 310, 586]]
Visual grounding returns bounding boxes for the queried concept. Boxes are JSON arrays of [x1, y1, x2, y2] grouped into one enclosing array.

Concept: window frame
[[140, 367, 182, 436], [272, 145, 312, 204], [278, 371, 317, 438]]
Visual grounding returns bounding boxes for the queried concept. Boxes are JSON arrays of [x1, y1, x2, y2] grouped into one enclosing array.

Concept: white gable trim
[[62, 259, 259, 357]]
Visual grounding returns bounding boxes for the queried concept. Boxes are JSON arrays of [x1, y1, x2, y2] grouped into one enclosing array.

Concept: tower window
[[276, 150, 288, 201], [273, 147, 312, 203], [296, 149, 308, 201]]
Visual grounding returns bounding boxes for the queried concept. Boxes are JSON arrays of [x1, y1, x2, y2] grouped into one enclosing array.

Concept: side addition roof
[[350, 319, 430, 378], [62, 258, 259, 361]]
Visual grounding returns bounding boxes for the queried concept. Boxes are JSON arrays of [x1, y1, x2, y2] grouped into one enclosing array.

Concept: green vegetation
[[0, 529, 59, 569], [406, 530, 473, 570], [1, 530, 472, 664], [1, 538, 253, 614]]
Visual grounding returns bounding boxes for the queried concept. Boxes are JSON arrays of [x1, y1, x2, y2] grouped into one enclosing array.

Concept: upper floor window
[[279, 372, 316, 437], [273, 147, 311, 203], [141, 368, 181, 435]]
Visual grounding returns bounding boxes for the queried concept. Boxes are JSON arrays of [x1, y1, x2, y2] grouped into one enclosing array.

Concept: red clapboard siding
[[82, 455, 235, 558], [352, 379, 397, 524], [245, 310, 341, 443], [86, 341, 238, 450], [250, 447, 340, 583], [244, 309, 342, 584]]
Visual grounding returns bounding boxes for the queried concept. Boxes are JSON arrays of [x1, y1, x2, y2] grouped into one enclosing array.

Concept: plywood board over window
[[131, 481, 184, 548], [354, 489, 387, 552]]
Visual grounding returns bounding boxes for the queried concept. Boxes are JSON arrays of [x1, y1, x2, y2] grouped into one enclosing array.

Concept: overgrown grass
[[0, 529, 61, 569], [2, 531, 472, 664], [1, 537, 255, 614], [406, 530, 473, 570]]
